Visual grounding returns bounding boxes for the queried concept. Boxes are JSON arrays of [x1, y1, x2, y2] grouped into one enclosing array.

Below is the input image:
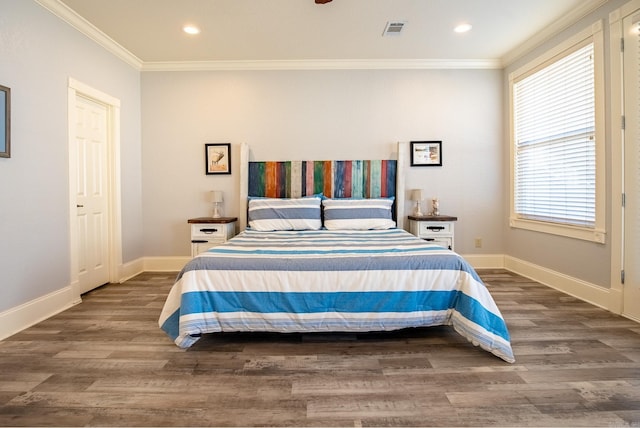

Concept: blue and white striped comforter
[[159, 228, 515, 362]]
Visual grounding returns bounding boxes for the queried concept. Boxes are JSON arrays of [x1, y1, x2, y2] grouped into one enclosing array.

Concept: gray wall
[[141, 69, 504, 257], [0, 0, 143, 312]]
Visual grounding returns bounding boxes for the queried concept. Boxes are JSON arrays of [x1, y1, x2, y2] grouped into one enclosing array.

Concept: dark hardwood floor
[[0, 269, 639, 427]]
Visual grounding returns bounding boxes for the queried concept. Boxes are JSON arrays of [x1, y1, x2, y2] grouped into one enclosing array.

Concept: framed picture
[[205, 143, 231, 175], [0, 85, 10, 159], [410, 141, 442, 167]]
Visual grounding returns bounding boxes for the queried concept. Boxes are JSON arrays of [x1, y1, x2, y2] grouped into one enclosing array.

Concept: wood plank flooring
[[1, 269, 639, 426]]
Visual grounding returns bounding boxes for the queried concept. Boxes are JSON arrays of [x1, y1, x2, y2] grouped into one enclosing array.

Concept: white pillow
[[248, 197, 322, 231], [322, 198, 395, 230]]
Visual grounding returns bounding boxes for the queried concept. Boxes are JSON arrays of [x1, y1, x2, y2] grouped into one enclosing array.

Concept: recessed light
[[183, 25, 200, 35], [454, 23, 472, 33]]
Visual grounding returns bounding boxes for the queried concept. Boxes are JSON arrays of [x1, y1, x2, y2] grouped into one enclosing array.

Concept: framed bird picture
[[205, 143, 231, 175]]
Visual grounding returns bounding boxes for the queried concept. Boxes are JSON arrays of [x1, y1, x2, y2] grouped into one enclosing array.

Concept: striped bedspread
[[159, 228, 515, 363]]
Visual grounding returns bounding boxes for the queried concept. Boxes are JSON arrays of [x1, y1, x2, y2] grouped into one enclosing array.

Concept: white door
[[623, 11, 640, 320], [74, 94, 110, 294]]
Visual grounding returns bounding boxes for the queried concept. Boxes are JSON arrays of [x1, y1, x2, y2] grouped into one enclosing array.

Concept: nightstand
[[408, 215, 458, 251], [188, 217, 237, 257]]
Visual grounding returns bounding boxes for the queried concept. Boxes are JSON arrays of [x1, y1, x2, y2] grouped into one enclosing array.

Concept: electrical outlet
[[474, 237, 482, 248]]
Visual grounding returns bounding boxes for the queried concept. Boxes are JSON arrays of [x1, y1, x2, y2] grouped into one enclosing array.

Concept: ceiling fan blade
[[315, 0, 333, 4]]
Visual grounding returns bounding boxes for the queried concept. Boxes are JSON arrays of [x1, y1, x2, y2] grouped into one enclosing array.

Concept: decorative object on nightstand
[[188, 217, 237, 257], [210, 190, 224, 218], [430, 197, 440, 216], [408, 214, 457, 251], [410, 189, 424, 216]]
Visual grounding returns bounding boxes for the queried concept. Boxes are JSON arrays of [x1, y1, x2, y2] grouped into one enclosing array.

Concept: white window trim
[[508, 20, 606, 244]]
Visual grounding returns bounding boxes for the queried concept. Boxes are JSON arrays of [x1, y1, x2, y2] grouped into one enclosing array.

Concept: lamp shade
[[410, 189, 423, 201], [211, 190, 223, 203]]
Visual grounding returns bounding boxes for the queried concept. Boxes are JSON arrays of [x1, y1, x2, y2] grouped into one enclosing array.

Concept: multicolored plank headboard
[[248, 160, 396, 199], [238, 143, 407, 231]]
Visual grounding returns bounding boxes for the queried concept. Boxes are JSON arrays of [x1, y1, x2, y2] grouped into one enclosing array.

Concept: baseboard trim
[[143, 256, 190, 272], [0, 286, 78, 342], [504, 255, 619, 312], [463, 254, 505, 269], [119, 258, 145, 283], [623, 313, 640, 323], [117, 257, 186, 282]]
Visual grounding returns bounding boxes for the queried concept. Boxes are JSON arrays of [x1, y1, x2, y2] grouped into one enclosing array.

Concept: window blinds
[[513, 42, 595, 227]]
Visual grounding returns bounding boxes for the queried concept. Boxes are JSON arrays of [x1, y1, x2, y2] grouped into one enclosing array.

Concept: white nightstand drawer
[[192, 241, 220, 255], [191, 224, 226, 240], [188, 217, 238, 257], [419, 222, 452, 235], [408, 215, 457, 251], [421, 237, 453, 250]]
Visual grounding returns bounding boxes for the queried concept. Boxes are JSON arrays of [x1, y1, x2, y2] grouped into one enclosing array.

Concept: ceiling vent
[[382, 21, 406, 36]]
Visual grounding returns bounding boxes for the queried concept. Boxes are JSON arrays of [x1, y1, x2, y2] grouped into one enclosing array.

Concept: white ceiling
[[45, 0, 606, 69]]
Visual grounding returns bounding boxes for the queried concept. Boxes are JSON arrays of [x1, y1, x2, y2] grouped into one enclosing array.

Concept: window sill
[[509, 217, 605, 244]]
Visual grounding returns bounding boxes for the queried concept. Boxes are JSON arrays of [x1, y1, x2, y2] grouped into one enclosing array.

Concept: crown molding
[[38, 0, 603, 72], [501, 0, 608, 67], [34, 0, 143, 70], [33, 0, 500, 72], [141, 58, 502, 72]]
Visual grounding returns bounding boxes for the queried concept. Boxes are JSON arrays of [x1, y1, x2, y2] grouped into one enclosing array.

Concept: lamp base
[[413, 202, 422, 217], [212, 203, 222, 218]]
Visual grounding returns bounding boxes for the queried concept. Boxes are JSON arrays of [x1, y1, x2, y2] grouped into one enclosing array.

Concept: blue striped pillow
[[248, 197, 322, 231], [322, 198, 395, 230]]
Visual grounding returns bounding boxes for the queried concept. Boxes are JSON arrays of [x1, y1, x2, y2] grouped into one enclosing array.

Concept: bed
[[159, 144, 515, 363]]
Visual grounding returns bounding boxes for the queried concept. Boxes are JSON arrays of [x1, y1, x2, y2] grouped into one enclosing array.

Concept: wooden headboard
[[239, 143, 406, 230], [248, 160, 396, 199]]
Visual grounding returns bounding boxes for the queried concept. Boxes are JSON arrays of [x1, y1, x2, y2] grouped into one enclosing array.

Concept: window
[[509, 22, 605, 243]]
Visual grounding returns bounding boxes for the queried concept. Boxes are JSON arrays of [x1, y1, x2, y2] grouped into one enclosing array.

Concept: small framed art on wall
[[205, 143, 231, 175], [410, 141, 442, 167]]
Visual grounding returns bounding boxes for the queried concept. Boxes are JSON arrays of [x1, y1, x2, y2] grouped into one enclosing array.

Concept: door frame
[[610, 0, 640, 321], [68, 78, 122, 301]]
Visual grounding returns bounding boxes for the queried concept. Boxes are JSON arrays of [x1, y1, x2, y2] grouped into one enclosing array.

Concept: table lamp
[[410, 189, 423, 216], [211, 190, 223, 218]]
